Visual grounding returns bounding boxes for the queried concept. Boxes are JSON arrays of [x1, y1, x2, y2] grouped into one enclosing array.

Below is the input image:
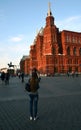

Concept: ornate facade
[[20, 5, 81, 75]]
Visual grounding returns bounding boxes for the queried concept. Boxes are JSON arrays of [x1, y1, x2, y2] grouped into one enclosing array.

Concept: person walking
[[21, 72, 24, 83], [28, 70, 39, 121]]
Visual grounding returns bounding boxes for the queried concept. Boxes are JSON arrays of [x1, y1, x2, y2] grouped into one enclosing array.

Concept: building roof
[[21, 55, 30, 61]]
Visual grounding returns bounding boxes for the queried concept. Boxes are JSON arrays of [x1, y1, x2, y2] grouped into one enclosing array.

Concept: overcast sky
[[0, 0, 81, 69]]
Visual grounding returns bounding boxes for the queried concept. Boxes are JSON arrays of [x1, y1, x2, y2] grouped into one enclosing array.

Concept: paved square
[[0, 76, 81, 130]]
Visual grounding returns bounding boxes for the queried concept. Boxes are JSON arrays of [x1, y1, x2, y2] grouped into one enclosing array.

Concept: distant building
[[20, 55, 30, 74], [0, 68, 7, 73], [20, 4, 81, 75]]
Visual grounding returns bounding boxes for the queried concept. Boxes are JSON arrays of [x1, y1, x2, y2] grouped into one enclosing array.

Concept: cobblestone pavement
[[0, 76, 81, 130]]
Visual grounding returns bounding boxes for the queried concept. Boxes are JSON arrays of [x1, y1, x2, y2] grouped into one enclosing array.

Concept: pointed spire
[[47, 2, 52, 16]]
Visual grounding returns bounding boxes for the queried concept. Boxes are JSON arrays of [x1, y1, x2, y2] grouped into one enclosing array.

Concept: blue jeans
[[29, 94, 38, 118]]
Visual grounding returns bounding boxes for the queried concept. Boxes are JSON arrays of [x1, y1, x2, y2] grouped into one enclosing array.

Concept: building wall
[[20, 6, 81, 75]]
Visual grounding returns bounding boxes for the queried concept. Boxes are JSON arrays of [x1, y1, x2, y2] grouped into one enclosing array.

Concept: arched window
[[67, 47, 70, 55], [66, 35, 71, 42], [73, 47, 76, 55]]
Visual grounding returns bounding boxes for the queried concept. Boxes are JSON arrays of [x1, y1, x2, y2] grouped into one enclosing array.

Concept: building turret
[[46, 2, 55, 27]]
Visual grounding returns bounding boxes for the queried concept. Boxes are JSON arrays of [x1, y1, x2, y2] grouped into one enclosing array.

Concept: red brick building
[[20, 5, 81, 75]]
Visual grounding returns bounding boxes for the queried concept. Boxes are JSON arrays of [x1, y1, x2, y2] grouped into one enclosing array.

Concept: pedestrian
[[67, 71, 69, 77], [21, 72, 24, 83], [5, 71, 10, 85], [72, 71, 75, 78], [18, 72, 21, 79], [1, 71, 5, 83], [28, 70, 40, 121]]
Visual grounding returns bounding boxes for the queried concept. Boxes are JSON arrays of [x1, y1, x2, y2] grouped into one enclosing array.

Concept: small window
[[72, 36, 75, 43], [73, 47, 76, 55], [66, 35, 69, 42]]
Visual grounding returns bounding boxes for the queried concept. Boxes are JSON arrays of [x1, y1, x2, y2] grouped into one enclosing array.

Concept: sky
[[0, 0, 81, 69]]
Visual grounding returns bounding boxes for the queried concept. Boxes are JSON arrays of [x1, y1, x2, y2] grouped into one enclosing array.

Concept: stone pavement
[[0, 76, 81, 130]]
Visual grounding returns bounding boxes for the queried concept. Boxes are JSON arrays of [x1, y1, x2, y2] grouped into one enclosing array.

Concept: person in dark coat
[[21, 72, 24, 83], [5, 72, 10, 85], [1, 72, 5, 83]]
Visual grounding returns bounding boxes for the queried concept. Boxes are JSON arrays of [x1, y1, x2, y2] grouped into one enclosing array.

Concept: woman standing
[[28, 69, 39, 121]]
